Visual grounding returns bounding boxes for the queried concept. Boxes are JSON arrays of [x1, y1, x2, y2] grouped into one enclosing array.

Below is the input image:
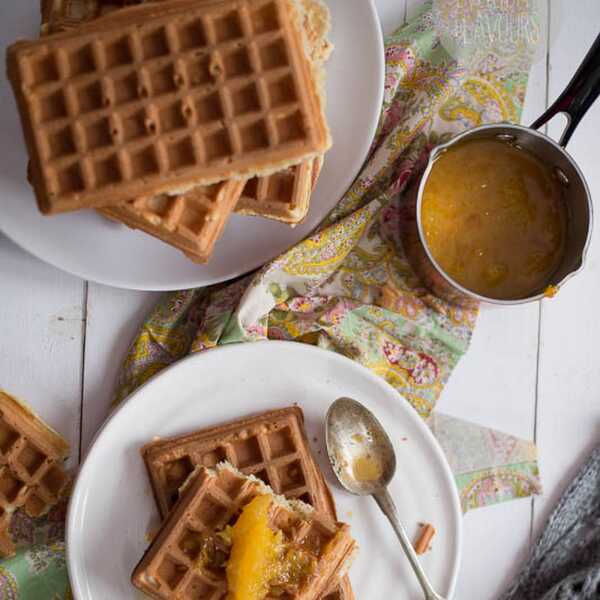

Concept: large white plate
[[67, 341, 462, 599], [0, 1, 384, 291]]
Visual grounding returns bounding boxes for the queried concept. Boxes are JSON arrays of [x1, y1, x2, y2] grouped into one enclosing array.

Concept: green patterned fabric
[[0, 4, 541, 597], [0, 499, 70, 599]]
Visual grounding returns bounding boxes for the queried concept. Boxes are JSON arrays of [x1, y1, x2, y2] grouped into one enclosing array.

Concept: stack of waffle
[[7, 0, 333, 263], [136, 407, 356, 599], [133, 463, 357, 599]]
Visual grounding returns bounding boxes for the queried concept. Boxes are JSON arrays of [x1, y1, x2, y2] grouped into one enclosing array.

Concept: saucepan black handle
[[532, 32, 600, 147]]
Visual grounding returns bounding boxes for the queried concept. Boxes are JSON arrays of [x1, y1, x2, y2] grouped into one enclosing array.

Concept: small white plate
[[0, 0, 384, 291], [67, 342, 462, 599]]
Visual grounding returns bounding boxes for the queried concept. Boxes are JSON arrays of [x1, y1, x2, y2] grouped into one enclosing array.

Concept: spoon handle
[[373, 488, 446, 600]]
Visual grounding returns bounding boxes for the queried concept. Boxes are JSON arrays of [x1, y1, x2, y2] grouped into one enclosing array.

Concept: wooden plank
[[533, 0, 600, 536], [374, 0, 407, 35], [0, 236, 84, 467], [442, 305, 540, 598], [405, 0, 424, 20], [462, 500, 535, 597], [80, 283, 162, 456]]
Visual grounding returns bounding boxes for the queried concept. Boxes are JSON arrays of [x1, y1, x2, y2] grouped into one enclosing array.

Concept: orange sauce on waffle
[[225, 495, 315, 600], [421, 138, 567, 300], [226, 495, 282, 600]]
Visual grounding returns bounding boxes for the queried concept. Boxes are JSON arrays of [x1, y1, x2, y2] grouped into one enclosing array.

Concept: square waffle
[[38, 0, 330, 229], [132, 463, 357, 600], [98, 178, 245, 262], [142, 407, 354, 600], [0, 391, 70, 557], [8, 0, 331, 214]]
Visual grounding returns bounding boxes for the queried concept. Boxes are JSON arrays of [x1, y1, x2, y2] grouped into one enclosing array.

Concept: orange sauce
[[352, 455, 383, 482], [224, 495, 315, 600], [226, 495, 282, 600], [421, 138, 567, 300]]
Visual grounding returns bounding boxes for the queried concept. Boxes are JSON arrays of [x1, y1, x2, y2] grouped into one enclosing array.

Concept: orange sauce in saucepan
[[421, 138, 567, 300]]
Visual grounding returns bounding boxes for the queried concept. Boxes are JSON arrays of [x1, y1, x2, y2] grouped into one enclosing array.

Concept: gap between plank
[[78, 280, 89, 464], [530, 0, 552, 544]]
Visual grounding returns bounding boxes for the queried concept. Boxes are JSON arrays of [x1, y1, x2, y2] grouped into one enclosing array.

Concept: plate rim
[[0, 0, 385, 291], [66, 340, 463, 598]]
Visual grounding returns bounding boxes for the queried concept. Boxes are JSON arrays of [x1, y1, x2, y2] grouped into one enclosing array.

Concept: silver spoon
[[325, 397, 446, 600]]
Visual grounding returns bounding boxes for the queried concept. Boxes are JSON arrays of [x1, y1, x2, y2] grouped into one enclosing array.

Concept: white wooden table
[[1, 1, 599, 597]]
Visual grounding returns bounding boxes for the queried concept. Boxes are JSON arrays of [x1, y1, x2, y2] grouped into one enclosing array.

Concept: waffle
[[0, 391, 70, 557], [38, 0, 244, 261], [8, 0, 331, 214], [142, 407, 354, 600], [143, 408, 332, 521], [99, 178, 245, 262], [236, 154, 323, 224], [132, 463, 356, 600]]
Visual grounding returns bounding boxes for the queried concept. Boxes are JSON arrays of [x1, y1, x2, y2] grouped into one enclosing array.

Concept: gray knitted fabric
[[501, 446, 600, 600]]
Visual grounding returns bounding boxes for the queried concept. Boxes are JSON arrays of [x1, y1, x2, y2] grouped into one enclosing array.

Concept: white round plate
[[68, 341, 462, 599], [0, 1, 384, 291]]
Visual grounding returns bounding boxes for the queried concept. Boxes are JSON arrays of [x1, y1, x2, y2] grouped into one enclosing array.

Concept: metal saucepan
[[401, 33, 600, 307]]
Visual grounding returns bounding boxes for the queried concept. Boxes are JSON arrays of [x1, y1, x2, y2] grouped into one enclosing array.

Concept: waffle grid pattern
[[144, 408, 326, 518], [237, 154, 322, 223], [10, 0, 327, 213], [237, 158, 313, 223], [39, 0, 325, 234], [142, 408, 354, 600], [99, 178, 245, 261], [0, 392, 70, 557], [132, 466, 353, 600]]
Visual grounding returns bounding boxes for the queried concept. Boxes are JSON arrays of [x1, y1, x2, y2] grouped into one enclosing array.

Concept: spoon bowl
[[325, 397, 396, 495]]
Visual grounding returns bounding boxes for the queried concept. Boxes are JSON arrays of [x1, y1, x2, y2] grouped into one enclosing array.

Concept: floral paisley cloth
[[0, 4, 541, 598], [0, 499, 71, 600]]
